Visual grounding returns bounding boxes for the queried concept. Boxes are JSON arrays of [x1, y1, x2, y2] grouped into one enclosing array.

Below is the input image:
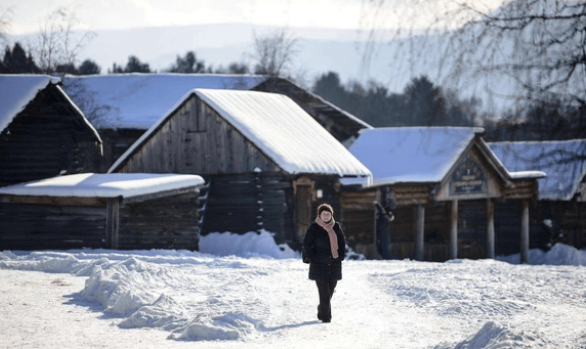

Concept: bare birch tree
[[361, 0, 586, 109], [34, 7, 95, 74], [0, 7, 12, 47], [251, 29, 300, 78]]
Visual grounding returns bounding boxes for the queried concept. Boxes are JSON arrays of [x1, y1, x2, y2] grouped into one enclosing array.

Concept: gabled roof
[[0, 173, 204, 199], [62, 73, 268, 129], [0, 74, 102, 144], [0, 75, 61, 133], [489, 140, 586, 200], [252, 77, 372, 142], [346, 127, 512, 186], [109, 89, 372, 178]]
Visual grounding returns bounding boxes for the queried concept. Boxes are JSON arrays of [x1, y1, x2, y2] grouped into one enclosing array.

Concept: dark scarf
[[315, 216, 339, 259]]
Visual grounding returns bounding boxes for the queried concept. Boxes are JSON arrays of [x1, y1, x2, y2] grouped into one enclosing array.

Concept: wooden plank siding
[[118, 97, 281, 175], [0, 84, 101, 186]]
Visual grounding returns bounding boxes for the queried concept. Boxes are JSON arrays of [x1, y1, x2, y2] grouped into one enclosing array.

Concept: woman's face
[[320, 210, 332, 222]]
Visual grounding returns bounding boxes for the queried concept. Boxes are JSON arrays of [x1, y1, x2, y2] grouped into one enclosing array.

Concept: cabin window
[[316, 189, 323, 199]]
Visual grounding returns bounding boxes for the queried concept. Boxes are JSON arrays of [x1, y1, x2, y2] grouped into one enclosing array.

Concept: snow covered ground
[[2, 231, 586, 349]]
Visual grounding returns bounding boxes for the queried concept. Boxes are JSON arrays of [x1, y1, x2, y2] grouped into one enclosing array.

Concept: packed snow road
[[1, 240, 586, 348]]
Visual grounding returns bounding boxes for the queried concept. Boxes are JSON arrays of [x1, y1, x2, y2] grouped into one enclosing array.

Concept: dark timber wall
[[0, 191, 200, 251], [0, 84, 101, 187], [97, 128, 145, 172]]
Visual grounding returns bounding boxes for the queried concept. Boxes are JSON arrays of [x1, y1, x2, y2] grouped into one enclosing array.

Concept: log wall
[[119, 191, 200, 250], [0, 202, 106, 250], [339, 189, 377, 257], [201, 173, 291, 244], [0, 85, 101, 186], [0, 191, 201, 251]]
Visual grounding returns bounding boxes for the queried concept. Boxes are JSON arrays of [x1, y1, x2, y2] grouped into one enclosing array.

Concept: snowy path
[[2, 248, 586, 349]]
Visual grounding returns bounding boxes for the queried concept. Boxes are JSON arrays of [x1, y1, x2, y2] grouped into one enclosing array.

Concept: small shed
[[343, 127, 545, 262], [108, 88, 372, 248], [489, 140, 586, 250], [0, 173, 205, 250], [0, 75, 102, 187]]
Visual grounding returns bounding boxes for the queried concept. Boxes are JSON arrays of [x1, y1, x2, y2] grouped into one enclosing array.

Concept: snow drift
[[1, 232, 586, 347]]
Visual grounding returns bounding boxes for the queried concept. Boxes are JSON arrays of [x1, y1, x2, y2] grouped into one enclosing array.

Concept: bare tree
[[361, 0, 586, 109], [251, 29, 300, 78], [61, 78, 117, 128], [34, 7, 95, 75], [0, 7, 12, 47]]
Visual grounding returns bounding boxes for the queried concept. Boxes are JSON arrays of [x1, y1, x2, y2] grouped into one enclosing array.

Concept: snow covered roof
[[0, 75, 61, 133], [0, 173, 204, 199], [489, 140, 586, 200], [110, 89, 372, 178], [346, 127, 490, 186], [62, 74, 268, 129]]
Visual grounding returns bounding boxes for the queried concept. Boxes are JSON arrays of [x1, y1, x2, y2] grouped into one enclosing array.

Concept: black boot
[[320, 304, 331, 323]]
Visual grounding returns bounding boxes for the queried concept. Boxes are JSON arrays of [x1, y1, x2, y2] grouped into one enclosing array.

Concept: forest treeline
[[1, 41, 584, 142]]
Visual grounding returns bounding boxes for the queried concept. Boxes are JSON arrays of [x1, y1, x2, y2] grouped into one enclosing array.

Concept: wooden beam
[[486, 199, 495, 259], [0, 195, 106, 206], [414, 204, 425, 261], [106, 197, 121, 249], [122, 187, 199, 205], [520, 200, 530, 264], [450, 200, 458, 260]]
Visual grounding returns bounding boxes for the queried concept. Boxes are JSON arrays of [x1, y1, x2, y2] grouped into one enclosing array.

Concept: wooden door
[[295, 184, 314, 243]]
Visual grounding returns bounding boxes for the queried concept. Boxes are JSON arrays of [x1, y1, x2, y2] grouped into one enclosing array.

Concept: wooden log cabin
[[0, 173, 205, 250], [0, 75, 102, 187], [489, 140, 586, 252], [342, 127, 545, 262], [108, 88, 372, 249], [61, 74, 372, 171], [61, 74, 268, 172]]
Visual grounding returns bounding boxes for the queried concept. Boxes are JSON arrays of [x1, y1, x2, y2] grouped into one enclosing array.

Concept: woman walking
[[302, 203, 346, 323]]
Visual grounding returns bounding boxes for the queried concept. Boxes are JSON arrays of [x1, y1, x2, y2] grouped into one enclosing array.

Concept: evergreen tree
[[124, 55, 150, 73], [55, 63, 78, 75], [169, 51, 206, 73], [109, 56, 151, 74], [312, 72, 478, 128], [403, 76, 446, 126], [78, 59, 101, 75], [313, 72, 347, 107], [1, 43, 40, 74], [109, 63, 124, 74], [224, 62, 249, 74]]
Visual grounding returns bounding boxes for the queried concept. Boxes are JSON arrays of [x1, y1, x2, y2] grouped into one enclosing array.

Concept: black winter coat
[[302, 221, 346, 281]]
